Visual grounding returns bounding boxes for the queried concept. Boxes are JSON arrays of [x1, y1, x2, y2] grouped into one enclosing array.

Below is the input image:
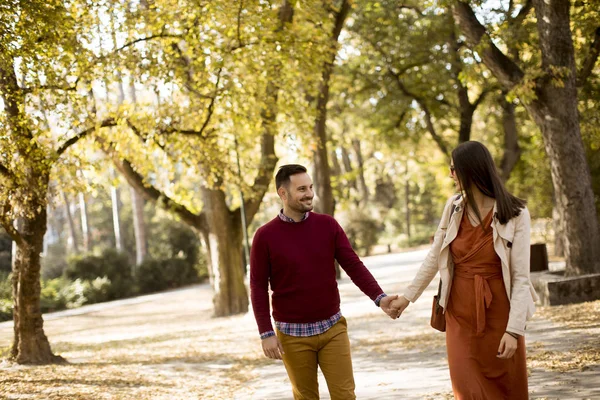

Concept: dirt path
[[1, 250, 599, 399]]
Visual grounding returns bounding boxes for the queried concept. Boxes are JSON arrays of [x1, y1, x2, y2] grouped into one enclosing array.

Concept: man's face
[[279, 172, 314, 213]]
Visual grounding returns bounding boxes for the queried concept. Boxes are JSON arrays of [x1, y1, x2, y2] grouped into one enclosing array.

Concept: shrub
[[64, 248, 135, 299], [344, 212, 383, 257], [0, 230, 11, 273], [41, 243, 68, 280], [0, 271, 11, 300], [40, 276, 113, 312], [148, 217, 207, 278], [0, 299, 11, 322], [136, 258, 200, 294]]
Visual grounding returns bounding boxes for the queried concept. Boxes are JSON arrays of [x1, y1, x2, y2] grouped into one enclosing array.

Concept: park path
[[1, 249, 599, 399]]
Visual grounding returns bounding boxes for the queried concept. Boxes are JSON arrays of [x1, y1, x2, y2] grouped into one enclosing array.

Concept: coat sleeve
[[403, 196, 455, 302], [506, 207, 535, 335]]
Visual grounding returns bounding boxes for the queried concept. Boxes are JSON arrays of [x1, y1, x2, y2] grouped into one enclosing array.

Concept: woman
[[390, 141, 538, 399]]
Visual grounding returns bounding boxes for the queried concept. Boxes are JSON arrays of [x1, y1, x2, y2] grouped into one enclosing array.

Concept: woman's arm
[[506, 207, 533, 336]]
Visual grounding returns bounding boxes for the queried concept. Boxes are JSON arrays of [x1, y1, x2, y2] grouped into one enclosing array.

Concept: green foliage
[[344, 212, 382, 257], [147, 212, 206, 277], [136, 258, 200, 294], [0, 272, 12, 321], [64, 249, 135, 300], [0, 230, 10, 273], [39, 276, 112, 313], [41, 243, 69, 280]]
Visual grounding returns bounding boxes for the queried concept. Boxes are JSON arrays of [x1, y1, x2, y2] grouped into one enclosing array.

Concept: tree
[[453, 0, 600, 275], [0, 1, 102, 363], [312, 0, 352, 216]]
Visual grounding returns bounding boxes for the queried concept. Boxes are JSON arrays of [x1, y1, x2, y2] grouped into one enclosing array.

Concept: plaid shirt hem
[[275, 311, 343, 337]]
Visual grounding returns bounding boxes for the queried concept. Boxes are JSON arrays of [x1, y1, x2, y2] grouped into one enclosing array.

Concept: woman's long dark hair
[[452, 141, 526, 225]]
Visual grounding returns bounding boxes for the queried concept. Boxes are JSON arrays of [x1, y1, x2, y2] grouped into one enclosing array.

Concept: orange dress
[[446, 209, 528, 400]]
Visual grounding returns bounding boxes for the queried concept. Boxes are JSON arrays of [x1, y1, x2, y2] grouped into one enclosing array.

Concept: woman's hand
[[497, 332, 518, 359]]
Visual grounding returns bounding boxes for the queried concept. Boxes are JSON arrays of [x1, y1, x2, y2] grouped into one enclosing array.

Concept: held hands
[[262, 336, 285, 360], [388, 295, 410, 319], [497, 332, 518, 359], [380, 294, 410, 319], [379, 294, 398, 319]]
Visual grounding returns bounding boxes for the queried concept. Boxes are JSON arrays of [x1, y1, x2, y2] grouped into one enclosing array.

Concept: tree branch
[[100, 138, 205, 229], [473, 87, 492, 109], [0, 202, 24, 247], [511, 0, 533, 27], [398, 4, 423, 15], [171, 42, 215, 100], [453, 1, 524, 90], [56, 118, 118, 156], [196, 67, 222, 137], [0, 163, 14, 182], [237, 0, 244, 45], [111, 33, 184, 54], [22, 81, 80, 94], [577, 27, 600, 87]]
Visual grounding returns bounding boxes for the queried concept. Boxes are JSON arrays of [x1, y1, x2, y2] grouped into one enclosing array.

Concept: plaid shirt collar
[[278, 209, 309, 223]]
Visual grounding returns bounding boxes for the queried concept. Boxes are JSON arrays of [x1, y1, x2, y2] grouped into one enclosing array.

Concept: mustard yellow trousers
[[276, 316, 356, 400]]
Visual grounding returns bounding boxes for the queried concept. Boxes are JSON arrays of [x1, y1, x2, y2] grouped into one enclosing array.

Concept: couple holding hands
[[250, 141, 538, 400]]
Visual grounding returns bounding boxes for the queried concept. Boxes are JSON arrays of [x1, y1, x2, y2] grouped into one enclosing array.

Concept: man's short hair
[[275, 164, 307, 190]]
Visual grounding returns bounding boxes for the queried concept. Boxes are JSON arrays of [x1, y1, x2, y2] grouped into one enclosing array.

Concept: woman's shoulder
[[510, 205, 530, 224]]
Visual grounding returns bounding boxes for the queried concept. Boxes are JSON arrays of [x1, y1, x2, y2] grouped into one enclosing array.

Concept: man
[[250, 164, 398, 400]]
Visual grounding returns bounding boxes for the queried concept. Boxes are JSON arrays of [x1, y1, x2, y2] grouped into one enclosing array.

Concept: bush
[[136, 258, 200, 294], [0, 271, 12, 322], [148, 217, 207, 278], [40, 276, 113, 312], [41, 243, 68, 280], [40, 277, 70, 312], [0, 299, 11, 322], [64, 248, 135, 299], [344, 212, 383, 256], [0, 230, 11, 273]]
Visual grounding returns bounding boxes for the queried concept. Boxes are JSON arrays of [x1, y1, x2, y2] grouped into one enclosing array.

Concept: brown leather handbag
[[430, 280, 446, 332]]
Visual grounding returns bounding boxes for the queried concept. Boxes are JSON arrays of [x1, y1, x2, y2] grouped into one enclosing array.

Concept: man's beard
[[291, 198, 313, 212]]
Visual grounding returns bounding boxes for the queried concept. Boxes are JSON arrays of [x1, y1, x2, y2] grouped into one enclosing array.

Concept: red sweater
[[250, 212, 384, 335]]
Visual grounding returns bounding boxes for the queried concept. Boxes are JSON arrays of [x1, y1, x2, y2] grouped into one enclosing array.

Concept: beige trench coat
[[403, 195, 539, 335]]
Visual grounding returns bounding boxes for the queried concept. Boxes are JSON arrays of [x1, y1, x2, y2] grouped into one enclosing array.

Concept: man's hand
[[388, 296, 410, 319], [497, 332, 518, 359], [262, 335, 285, 360], [379, 294, 399, 319]]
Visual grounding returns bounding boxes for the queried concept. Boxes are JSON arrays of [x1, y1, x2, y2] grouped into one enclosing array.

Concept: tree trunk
[[352, 139, 369, 205], [201, 187, 248, 317], [10, 194, 64, 364], [110, 183, 124, 252], [453, 0, 600, 275], [62, 191, 79, 254], [78, 193, 92, 252], [312, 0, 351, 216], [499, 91, 521, 181], [340, 146, 357, 190], [330, 149, 342, 177], [553, 203, 565, 257], [130, 187, 147, 267], [526, 0, 600, 275]]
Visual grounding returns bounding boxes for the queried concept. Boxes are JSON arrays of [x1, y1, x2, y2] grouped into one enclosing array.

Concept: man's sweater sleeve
[[332, 218, 384, 301], [249, 228, 274, 335]]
